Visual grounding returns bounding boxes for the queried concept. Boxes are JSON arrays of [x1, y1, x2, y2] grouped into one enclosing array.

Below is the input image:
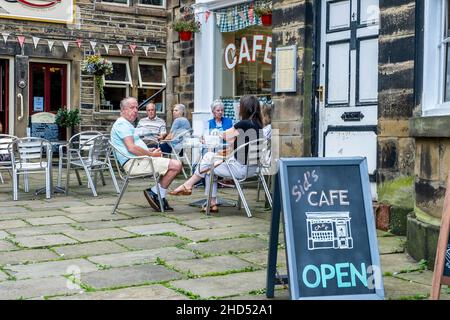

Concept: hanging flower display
[[171, 5, 201, 41], [81, 55, 113, 101], [255, 1, 273, 26]]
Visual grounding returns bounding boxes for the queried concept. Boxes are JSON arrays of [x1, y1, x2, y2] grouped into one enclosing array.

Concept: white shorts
[[123, 157, 170, 176]]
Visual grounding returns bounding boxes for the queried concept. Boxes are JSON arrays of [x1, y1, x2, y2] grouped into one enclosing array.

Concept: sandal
[[201, 204, 219, 213], [168, 184, 192, 196]]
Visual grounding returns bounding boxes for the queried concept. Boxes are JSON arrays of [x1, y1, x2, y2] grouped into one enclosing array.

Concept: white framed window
[[100, 0, 130, 6], [137, 0, 165, 8], [138, 60, 166, 113], [102, 58, 132, 111], [423, 0, 450, 116]]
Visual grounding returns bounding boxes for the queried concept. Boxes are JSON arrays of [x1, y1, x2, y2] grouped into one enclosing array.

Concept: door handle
[[17, 93, 24, 121], [316, 86, 325, 102]]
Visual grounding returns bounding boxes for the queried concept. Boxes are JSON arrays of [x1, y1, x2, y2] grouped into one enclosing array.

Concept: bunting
[[17, 36, 25, 48], [142, 45, 149, 56], [32, 36, 40, 49], [103, 43, 110, 54], [129, 44, 137, 55], [47, 40, 54, 51], [205, 10, 211, 23], [62, 41, 70, 53], [2, 33, 9, 44], [76, 38, 82, 49], [90, 41, 97, 52], [116, 44, 123, 54]]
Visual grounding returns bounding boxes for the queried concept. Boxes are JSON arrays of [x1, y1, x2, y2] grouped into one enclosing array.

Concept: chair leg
[[112, 178, 129, 214], [233, 178, 252, 218], [108, 162, 120, 194], [12, 171, 18, 201], [57, 154, 63, 188], [45, 169, 51, 199], [84, 167, 98, 197], [256, 178, 261, 202], [65, 161, 71, 195], [173, 151, 188, 179], [24, 172, 29, 193], [0, 172, 4, 184], [100, 171, 106, 186], [75, 170, 82, 186], [259, 172, 272, 208]]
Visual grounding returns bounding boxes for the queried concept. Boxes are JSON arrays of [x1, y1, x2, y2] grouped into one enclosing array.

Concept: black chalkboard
[[267, 157, 384, 300], [31, 123, 60, 152], [444, 235, 450, 278]]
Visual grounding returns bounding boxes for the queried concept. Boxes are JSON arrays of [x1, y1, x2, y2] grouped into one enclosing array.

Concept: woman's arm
[[220, 126, 239, 144]]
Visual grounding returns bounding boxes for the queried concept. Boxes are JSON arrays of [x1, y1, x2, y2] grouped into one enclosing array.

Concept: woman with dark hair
[[169, 95, 263, 213]]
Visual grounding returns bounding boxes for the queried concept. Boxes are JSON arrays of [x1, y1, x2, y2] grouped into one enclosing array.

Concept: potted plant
[[255, 2, 273, 26], [55, 107, 81, 139], [81, 55, 113, 101], [171, 10, 201, 41]]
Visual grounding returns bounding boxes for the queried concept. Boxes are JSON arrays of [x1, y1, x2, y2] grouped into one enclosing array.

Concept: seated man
[[136, 102, 167, 147], [111, 97, 182, 212]]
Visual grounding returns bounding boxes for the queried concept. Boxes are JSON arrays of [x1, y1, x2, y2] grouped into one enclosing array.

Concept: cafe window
[[100, 0, 129, 5], [138, 60, 166, 113], [102, 59, 132, 111], [138, 0, 165, 8], [215, 25, 272, 99]]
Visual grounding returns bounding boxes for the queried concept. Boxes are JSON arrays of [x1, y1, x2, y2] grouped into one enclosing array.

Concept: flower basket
[[261, 14, 272, 26], [81, 55, 113, 101], [171, 9, 201, 41], [255, 2, 272, 26], [179, 31, 193, 41]]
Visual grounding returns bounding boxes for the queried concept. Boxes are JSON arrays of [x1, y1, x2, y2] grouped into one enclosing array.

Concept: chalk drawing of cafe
[[305, 212, 353, 251]]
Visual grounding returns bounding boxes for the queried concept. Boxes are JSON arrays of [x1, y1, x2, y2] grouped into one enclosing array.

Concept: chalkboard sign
[[430, 171, 450, 300], [31, 123, 59, 141], [266, 157, 384, 300]]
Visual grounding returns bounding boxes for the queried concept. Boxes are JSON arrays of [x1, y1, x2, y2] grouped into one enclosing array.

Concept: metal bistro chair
[[57, 131, 103, 189], [9, 137, 52, 201], [65, 134, 120, 197], [0, 134, 18, 184], [109, 141, 165, 214], [161, 128, 193, 179], [205, 138, 272, 218]]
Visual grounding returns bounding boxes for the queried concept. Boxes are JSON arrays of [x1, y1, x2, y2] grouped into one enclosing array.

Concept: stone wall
[[271, 0, 314, 157], [166, 0, 195, 127], [377, 0, 416, 182]]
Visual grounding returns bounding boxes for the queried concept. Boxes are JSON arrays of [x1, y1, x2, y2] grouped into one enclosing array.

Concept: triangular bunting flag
[[249, 7, 254, 24], [205, 10, 211, 23], [153, 45, 158, 51], [32, 36, 40, 49], [47, 40, 54, 52], [76, 39, 82, 49], [2, 33, 9, 44], [90, 41, 97, 52], [103, 44, 110, 54], [17, 36, 26, 48], [62, 41, 69, 53], [129, 44, 137, 55], [142, 46, 149, 56], [116, 44, 123, 55]]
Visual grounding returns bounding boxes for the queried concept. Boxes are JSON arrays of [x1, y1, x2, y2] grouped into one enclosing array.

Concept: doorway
[[316, 0, 379, 197], [0, 59, 8, 134], [29, 62, 67, 115]]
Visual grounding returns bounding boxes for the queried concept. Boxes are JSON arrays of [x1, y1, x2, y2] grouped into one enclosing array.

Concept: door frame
[[0, 56, 14, 135]]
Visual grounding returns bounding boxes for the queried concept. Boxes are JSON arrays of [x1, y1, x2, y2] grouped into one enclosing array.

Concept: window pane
[[102, 87, 127, 110], [139, 0, 163, 6], [138, 88, 164, 112], [32, 66, 45, 112], [105, 63, 128, 82], [49, 67, 63, 112], [445, 44, 450, 102], [101, 0, 128, 4], [140, 64, 165, 83]]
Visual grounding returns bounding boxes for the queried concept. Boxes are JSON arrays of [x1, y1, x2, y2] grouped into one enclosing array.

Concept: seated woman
[[261, 102, 272, 140], [159, 104, 191, 155], [205, 100, 233, 136], [169, 95, 263, 213]]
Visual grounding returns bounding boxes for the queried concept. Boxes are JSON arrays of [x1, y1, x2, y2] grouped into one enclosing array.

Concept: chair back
[[226, 138, 267, 180], [169, 128, 193, 154], [87, 134, 112, 167], [68, 131, 103, 152], [0, 134, 17, 166], [9, 137, 52, 171]]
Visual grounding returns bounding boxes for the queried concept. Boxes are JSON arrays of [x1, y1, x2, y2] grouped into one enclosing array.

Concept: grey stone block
[[53, 241, 128, 259]]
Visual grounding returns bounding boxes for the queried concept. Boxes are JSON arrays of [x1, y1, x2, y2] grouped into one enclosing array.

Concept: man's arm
[[123, 136, 162, 157]]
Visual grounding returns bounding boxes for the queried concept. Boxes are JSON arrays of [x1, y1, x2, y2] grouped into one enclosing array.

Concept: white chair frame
[[161, 128, 193, 179]]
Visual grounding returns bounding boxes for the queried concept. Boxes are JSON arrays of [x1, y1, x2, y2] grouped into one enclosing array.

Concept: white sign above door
[[0, 0, 74, 24]]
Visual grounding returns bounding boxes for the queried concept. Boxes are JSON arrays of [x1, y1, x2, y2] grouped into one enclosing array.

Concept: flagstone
[[122, 223, 194, 235], [88, 247, 196, 267], [166, 255, 254, 276], [0, 240, 18, 252], [236, 249, 286, 267], [0, 230, 10, 239], [26, 216, 76, 226], [114, 235, 187, 250], [170, 270, 267, 299], [383, 276, 431, 300], [377, 236, 406, 254], [187, 237, 267, 255], [6, 224, 77, 237], [182, 216, 269, 229], [0, 220, 29, 229], [53, 241, 128, 259], [380, 253, 423, 274], [177, 224, 269, 242], [14, 234, 79, 248], [6, 258, 98, 279], [0, 276, 77, 299], [73, 215, 171, 230], [62, 228, 135, 242], [0, 249, 59, 266], [65, 212, 130, 222], [81, 264, 182, 290], [61, 204, 137, 214]]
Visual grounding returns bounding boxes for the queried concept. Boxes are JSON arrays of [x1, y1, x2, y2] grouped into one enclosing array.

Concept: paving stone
[[0, 207, 29, 215], [380, 253, 423, 274], [6, 224, 77, 237], [81, 264, 182, 290], [0, 276, 77, 299], [0, 230, 9, 239], [378, 237, 406, 254], [0, 270, 8, 281], [0, 220, 29, 229], [74, 216, 172, 230], [23, 201, 84, 211], [88, 247, 196, 267], [52, 284, 188, 300], [25, 216, 76, 226], [167, 255, 254, 276], [187, 238, 267, 255], [236, 249, 286, 268], [182, 216, 269, 229], [228, 289, 290, 300], [0, 249, 59, 266], [66, 212, 131, 222], [170, 270, 267, 299], [114, 235, 187, 251], [383, 276, 431, 300], [62, 228, 134, 242], [0, 240, 18, 252], [177, 224, 269, 242], [15, 234, 79, 248], [61, 204, 137, 214], [53, 241, 129, 259], [117, 207, 165, 218], [6, 258, 98, 280], [122, 223, 194, 235], [393, 270, 434, 287], [0, 210, 73, 220]]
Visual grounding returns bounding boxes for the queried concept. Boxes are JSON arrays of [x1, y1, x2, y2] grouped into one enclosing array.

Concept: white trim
[[104, 58, 132, 87], [194, 0, 249, 10], [0, 56, 15, 135], [137, 0, 165, 9], [99, 0, 130, 7], [138, 60, 166, 87]]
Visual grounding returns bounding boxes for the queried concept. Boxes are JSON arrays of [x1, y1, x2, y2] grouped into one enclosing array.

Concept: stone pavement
[[0, 172, 449, 300]]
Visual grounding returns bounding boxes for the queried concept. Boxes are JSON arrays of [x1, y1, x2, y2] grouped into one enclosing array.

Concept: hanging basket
[[261, 14, 272, 26], [179, 31, 193, 41]]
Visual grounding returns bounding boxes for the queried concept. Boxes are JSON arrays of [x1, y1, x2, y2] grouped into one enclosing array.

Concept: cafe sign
[[0, 0, 74, 24], [224, 35, 272, 70]]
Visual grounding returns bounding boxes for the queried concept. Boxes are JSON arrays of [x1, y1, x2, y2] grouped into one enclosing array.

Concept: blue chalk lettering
[[350, 262, 368, 287], [302, 265, 320, 288], [335, 263, 351, 288]]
